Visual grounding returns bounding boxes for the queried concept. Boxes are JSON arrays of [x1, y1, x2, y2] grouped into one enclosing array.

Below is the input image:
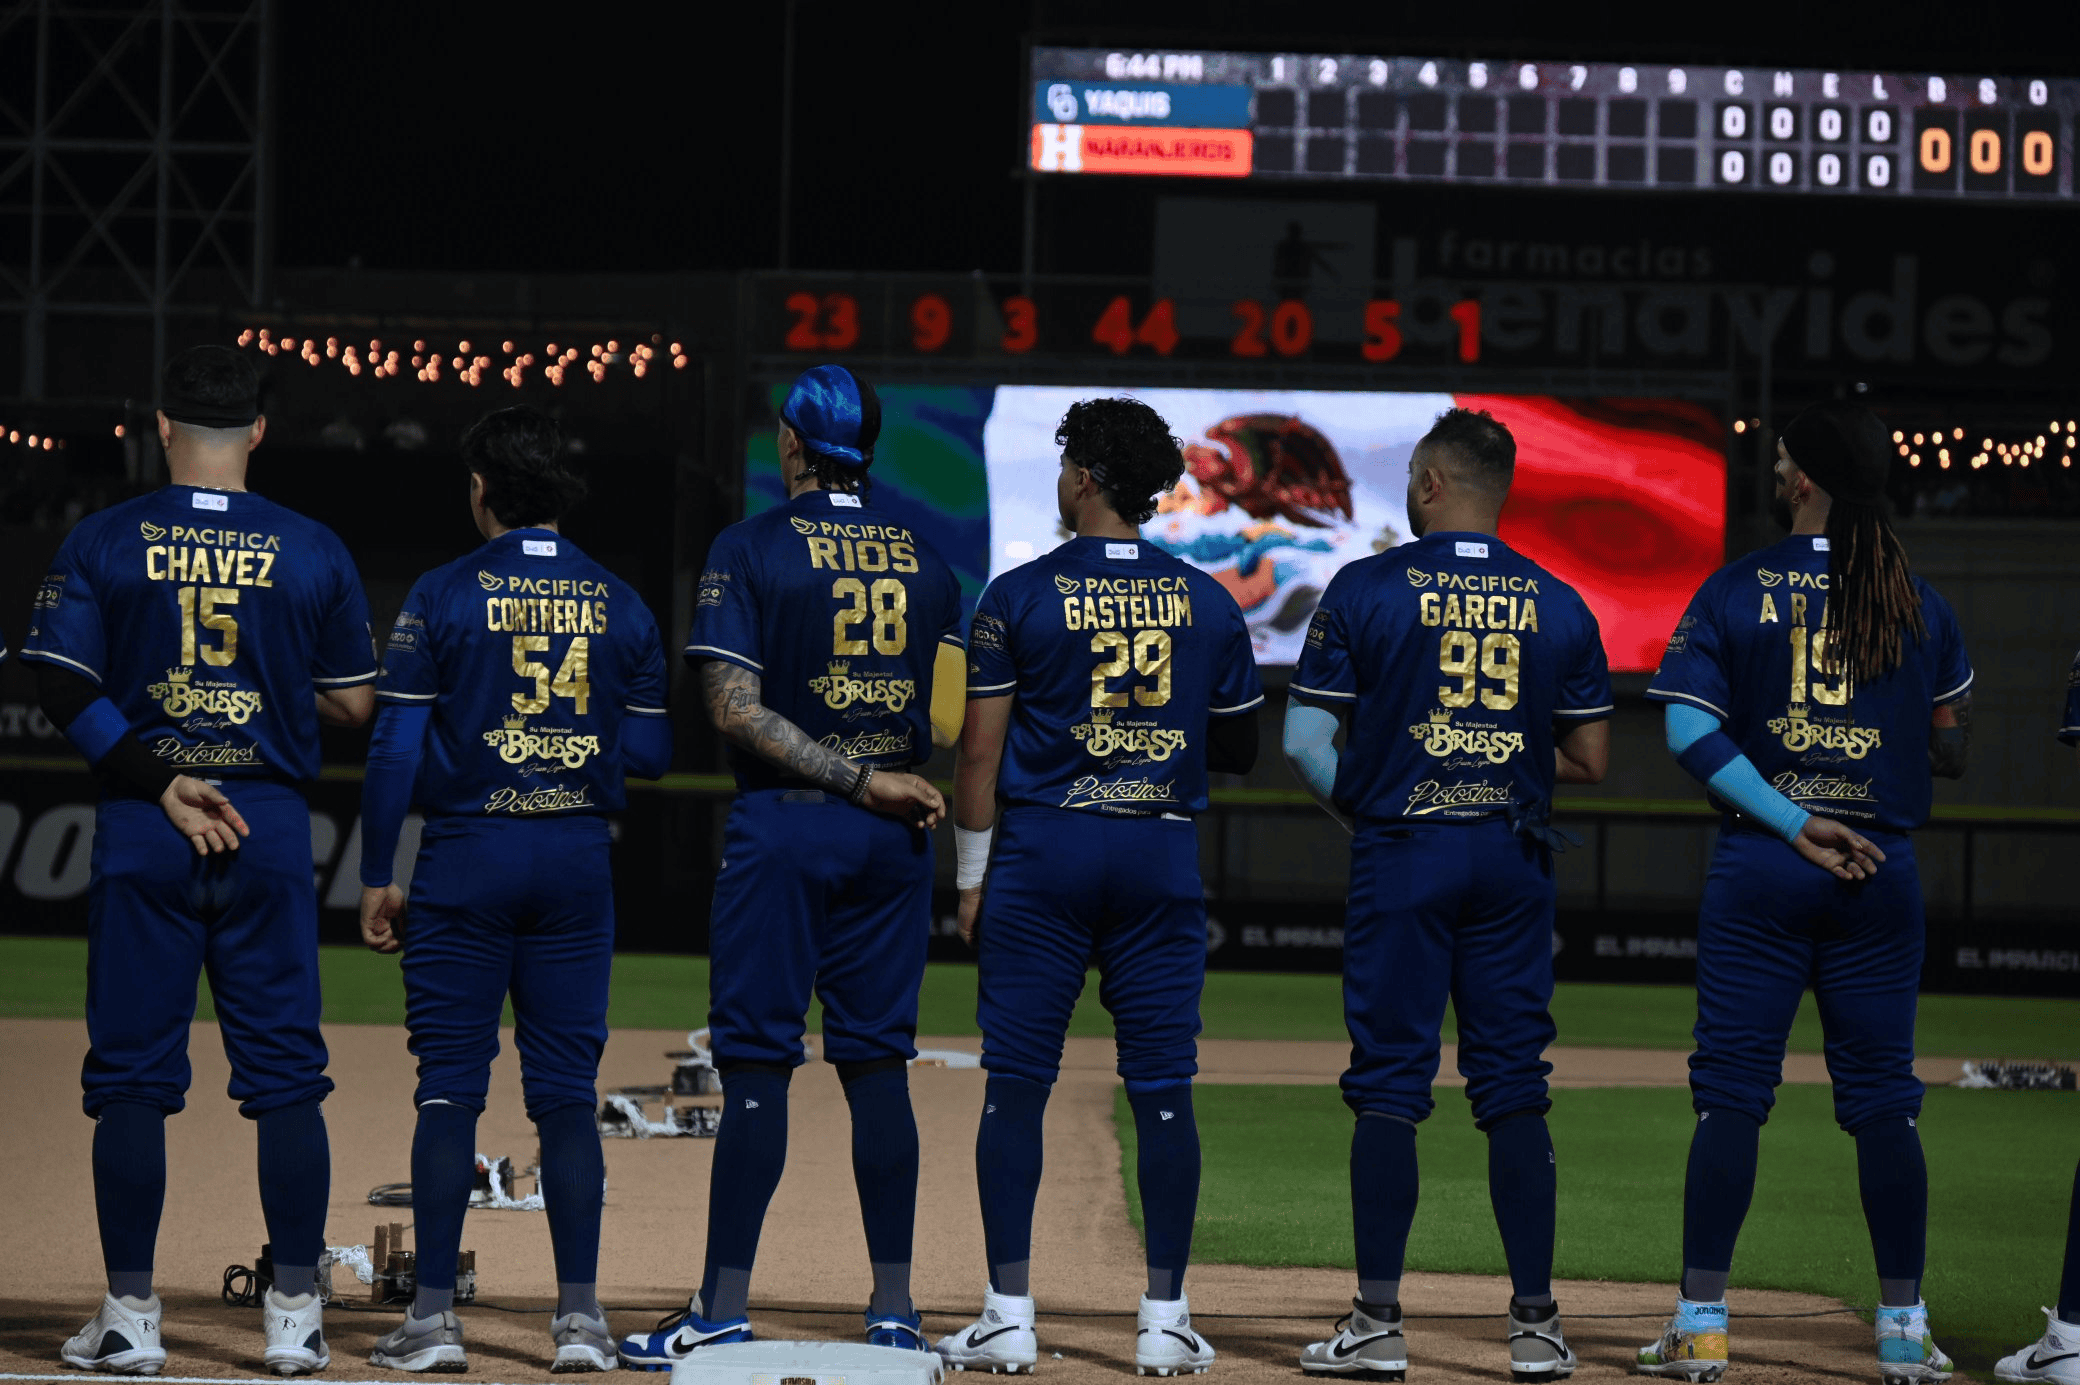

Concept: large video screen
[[746, 385, 1724, 672]]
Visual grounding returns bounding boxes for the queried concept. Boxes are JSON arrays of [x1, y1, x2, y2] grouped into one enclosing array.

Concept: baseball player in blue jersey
[[1284, 408, 1611, 1381], [936, 397, 1262, 1377], [353, 407, 672, 1373], [1637, 404, 1971, 1384], [1989, 651, 2080, 1385], [619, 366, 964, 1367], [23, 346, 376, 1376]]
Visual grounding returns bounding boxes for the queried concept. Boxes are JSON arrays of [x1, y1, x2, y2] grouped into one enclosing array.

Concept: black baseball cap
[[161, 344, 260, 428], [1780, 403, 1891, 507]]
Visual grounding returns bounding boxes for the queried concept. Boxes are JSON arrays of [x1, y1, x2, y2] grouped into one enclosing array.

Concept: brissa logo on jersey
[[809, 660, 916, 713], [147, 667, 264, 723], [1071, 708, 1188, 762], [482, 715, 603, 769], [818, 727, 913, 759], [484, 784, 594, 814], [1059, 773, 1179, 812], [1770, 770, 1876, 803], [1404, 779, 1514, 817], [1408, 708, 1525, 764], [1767, 705, 1884, 759], [149, 736, 264, 769]]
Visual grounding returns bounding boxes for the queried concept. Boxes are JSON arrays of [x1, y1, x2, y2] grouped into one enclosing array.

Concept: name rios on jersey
[[1060, 574, 1194, 631], [789, 516, 922, 573], [482, 715, 604, 768], [1408, 708, 1525, 764], [1071, 709, 1189, 761], [146, 667, 264, 722], [809, 660, 917, 712], [140, 522, 281, 587]]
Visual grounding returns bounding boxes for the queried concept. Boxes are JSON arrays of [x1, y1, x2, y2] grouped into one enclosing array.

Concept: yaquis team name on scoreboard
[[1028, 48, 2079, 200]]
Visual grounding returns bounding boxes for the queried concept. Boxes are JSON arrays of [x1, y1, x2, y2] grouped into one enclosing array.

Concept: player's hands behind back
[[1793, 815, 1887, 881], [159, 775, 249, 855], [862, 770, 945, 829], [360, 884, 407, 954]]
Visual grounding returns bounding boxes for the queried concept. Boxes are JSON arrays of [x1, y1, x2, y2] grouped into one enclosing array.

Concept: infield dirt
[[0, 1018, 1915, 1384]]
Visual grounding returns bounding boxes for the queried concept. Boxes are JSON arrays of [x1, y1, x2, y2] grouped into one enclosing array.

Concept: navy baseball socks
[[1126, 1083, 1200, 1303], [840, 1064, 925, 1347], [976, 1073, 1050, 1298], [93, 1102, 165, 1305], [256, 1101, 330, 1300]]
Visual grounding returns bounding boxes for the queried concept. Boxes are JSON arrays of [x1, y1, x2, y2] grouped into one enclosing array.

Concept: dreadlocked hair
[[796, 447, 870, 496], [1819, 499, 1925, 686]]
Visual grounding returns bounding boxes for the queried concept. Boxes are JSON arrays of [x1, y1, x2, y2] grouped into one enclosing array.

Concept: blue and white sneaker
[[617, 1296, 751, 1372], [1876, 1302, 1953, 1384], [865, 1310, 927, 1351]]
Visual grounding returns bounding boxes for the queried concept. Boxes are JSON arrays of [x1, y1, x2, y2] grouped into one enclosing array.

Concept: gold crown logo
[[1428, 708, 1453, 724], [789, 516, 817, 535], [1090, 708, 1115, 725], [826, 659, 850, 677], [164, 666, 193, 684], [1787, 702, 1809, 718], [1053, 573, 1080, 594], [503, 712, 528, 730]]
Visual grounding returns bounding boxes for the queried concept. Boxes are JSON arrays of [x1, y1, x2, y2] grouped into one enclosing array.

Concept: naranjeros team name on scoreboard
[[1028, 47, 2079, 200]]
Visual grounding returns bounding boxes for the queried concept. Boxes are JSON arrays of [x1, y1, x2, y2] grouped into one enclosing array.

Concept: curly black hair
[[1055, 397, 1184, 525], [460, 406, 587, 528]]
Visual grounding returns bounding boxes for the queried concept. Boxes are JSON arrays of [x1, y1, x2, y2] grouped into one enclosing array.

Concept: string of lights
[[1893, 422, 2077, 472], [234, 328, 692, 386]]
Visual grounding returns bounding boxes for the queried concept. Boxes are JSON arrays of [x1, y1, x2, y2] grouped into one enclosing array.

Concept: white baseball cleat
[[368, 1309, 468, 1373], [935, 1289, 1039, 1374], [1507, 1301, 1577, 1381], [63, 1294, 167, 1375], [1875, 1302, 1953, 1384], [1135, 1295, 1214, 1376], [551, 1311, 619, 1373], [1300, 1300, 1407, 1379], [1997, 1311, 2080, 1385], [261, 1288, 329, 1375]]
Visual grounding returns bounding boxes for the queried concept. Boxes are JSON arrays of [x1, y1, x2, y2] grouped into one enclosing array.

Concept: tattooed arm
[[1929, 692, 1970, 780], [699, 659, 946, 824], [701, 659, 858, 793]]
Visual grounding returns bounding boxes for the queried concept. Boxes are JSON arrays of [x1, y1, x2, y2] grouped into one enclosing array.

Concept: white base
[[667, 1341, 944, 1385]]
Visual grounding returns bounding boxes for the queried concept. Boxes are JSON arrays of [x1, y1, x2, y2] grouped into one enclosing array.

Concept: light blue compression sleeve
[[1282, 700, 1347, 827], [620, 714, 673, 780], [359, 703, 430, 888], [1665, 702, 1808, 843]]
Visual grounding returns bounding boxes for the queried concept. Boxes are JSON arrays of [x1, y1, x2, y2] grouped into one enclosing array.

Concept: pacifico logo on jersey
[[1070, 708, 1189, 762], [808, 660, 917, 713], [1767, 705, 1884, 758], [482, 714, 604, 769], [138, 521, 166, 541], [146, 666, 264, 723], [1403, 779, 1514, 816], [478, 570, 504, 590], [1757, 568, 1784, 587], [1405, 568, 1434, 587], [1054, 573, 1081, 595], [1407, 708, 1525, 764]]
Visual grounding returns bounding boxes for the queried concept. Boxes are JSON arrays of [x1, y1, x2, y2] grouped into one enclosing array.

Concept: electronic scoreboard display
[[1029, 47, 2077, 200]]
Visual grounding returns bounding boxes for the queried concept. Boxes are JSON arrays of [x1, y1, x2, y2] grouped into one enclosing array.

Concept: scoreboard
[[1029, 47, 2078, 201]]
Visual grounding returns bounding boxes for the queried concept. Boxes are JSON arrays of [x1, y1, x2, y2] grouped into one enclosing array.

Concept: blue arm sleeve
[[62, 697, 132, 765], [621, 715, 673, 781], [1665, 703, 1808, 843], [1282, 700, 1344, 821], [358, 703, 430, 888]]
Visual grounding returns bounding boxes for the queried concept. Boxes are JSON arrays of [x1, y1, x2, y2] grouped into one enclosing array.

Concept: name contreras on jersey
[[484, 597, 610, 633], [1062, 579, 1194, 631], [1418, 591, 1540, 632]]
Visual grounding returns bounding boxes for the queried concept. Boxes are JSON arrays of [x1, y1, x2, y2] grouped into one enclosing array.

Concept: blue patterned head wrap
[[781, 364, 880, 470]]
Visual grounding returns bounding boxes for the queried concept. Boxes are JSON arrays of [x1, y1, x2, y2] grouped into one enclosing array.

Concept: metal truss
[[0, 0, 273, 403]]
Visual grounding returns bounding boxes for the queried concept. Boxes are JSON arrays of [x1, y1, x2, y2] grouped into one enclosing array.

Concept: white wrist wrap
[[954, 824, 994, 889]]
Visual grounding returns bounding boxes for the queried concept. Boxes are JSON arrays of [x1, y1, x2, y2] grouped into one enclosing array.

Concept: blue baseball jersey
[[687, 489, 963, 791], [1646, 533, 1972, 832], [376, 529, 668, 817], [1290, 530, 1612, 823], [2062, 644, 2080, 746], [22, 484, 374, 783], [967, 535, 1263, 817]]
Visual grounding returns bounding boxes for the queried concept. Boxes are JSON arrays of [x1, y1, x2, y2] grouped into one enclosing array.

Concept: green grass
[[2, 940, 2075, 1059], [1118, 1083, 2073, 1377]]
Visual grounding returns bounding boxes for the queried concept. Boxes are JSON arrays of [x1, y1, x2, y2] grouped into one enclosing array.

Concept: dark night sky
[[275, 2, 2080, 277]]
